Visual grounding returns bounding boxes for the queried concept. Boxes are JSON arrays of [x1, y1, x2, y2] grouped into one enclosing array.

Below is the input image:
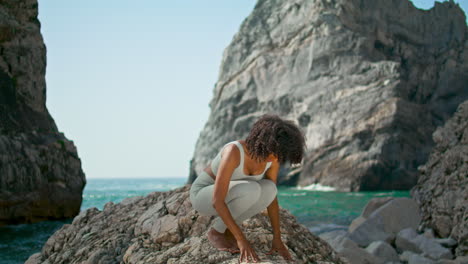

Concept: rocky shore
[[319, 197, 466, 264], [22, 98, 468, 263], [319, 100, 468, 264], [25, 185, 344, 264]]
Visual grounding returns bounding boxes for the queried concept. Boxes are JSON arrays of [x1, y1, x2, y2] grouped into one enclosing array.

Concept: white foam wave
[[295, 183, 336, 192]]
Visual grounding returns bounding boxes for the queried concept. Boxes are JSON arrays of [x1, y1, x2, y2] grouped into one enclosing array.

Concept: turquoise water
[[0, 178, 409, 264]]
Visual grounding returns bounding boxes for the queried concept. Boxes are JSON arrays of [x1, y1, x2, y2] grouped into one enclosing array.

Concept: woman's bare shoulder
[[220, 143, 241, 167]]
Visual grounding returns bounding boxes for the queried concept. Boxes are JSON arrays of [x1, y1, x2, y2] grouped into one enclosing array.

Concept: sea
[[0, 178, 409, 264]]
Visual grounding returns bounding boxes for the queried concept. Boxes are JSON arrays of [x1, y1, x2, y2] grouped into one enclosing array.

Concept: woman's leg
[[191, 179, 262, 251], [191, 180, 262, 232], [232, 179, 277, 224]]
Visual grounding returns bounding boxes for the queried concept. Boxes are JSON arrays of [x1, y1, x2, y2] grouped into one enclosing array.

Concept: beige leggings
[[189, 171, 277, 233]]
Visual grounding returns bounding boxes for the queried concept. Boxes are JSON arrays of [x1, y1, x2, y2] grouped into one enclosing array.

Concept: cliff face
[[188, 0, 468, 191], [0, 0, 86, 225], [411, 100, 468, 257], [26, 185, 344, 264]]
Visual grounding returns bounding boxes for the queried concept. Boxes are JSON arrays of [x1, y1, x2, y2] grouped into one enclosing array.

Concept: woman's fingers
[[239, 249, 260, 263], [240, 250, 245, 262]]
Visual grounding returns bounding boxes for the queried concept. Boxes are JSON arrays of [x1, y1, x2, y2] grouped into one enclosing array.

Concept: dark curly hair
[[245, 114, 306, 165]]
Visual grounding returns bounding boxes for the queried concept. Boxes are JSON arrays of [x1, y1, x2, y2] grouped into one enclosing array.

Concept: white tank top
[[210, 140, 272, 181]]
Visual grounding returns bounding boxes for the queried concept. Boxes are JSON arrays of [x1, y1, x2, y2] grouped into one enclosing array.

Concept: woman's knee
[[227, 181, 262, 202], [259, 179, 277, 196]]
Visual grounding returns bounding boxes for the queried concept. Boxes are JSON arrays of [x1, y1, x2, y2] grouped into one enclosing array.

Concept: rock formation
[[188, 0, 468, 191], [25, 185, 344, 264], [411, 100, 468, 257], [0, 0, 86, 226], [320, 197, 465, 264]]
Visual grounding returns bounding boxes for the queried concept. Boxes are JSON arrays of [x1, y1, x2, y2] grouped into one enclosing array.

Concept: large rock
[[319, 230, 381, 264], [411, 100, 468, 257], [348, 197, 421, 246], [25, 185, 344, 264], [365, 241, 399, 263], [0, 0, 86, 226], [188, 0, 468, 191], [400, 251, 435, 264], [395, 228, 453, 260]]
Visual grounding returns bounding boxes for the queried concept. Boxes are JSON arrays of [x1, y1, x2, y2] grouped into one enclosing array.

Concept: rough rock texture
[[25, 185, 344, 264], [188, 0, 468, 191], [348, 197, 421, 247], [321, 196, 461, 264], [411, 100, 468, 257], [0, 0, 86, 226]]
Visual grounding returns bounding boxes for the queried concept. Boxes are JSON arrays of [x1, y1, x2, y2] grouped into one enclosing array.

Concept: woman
[[190, 114, 306, 263]]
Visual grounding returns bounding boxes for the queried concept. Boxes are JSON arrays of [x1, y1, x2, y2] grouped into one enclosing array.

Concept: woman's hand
[[265, 237, 292, 261], [237, 238, 260, 263]]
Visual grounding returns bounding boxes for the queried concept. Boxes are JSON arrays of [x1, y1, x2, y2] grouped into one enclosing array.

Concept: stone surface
[[395, 228, 421, 254], [411, 100, 468, 257], [25, 185, 344, 264], [319, 230, 381, 264], [348, 198, 420, 246], [435, 238, 458, 248], [0, 0, 86, 226], [400, 251, 435, 264], [188, 0, 468, 191], [365, 240, 399, 263], [361, 197, 394, 218], [437, 256, 468, 264], [348, 215, 392, 247], [396, 228, 453, 260]]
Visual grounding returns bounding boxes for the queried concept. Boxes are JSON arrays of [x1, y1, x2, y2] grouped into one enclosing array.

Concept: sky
[[38, 0, 467, 179]]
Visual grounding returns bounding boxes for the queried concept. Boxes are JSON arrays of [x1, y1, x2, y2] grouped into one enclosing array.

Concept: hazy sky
[[38, 0, 467, 179]]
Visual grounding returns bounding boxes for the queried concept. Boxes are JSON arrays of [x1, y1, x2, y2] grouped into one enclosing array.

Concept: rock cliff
[[411, 100, 468, 257], [25, 185, 344, 264], [0, 0, 86, 226], [188, 0, 468, 191]]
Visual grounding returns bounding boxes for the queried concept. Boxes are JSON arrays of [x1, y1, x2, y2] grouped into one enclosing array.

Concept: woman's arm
[[264, 160, 293, 260], [264, 161, 282, 239]]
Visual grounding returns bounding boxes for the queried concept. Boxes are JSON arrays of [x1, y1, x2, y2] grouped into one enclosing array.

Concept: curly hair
[[245, 114, 306, 165]]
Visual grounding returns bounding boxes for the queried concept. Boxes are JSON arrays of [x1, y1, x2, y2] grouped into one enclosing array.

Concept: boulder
[[437, 256, 468, 264], [25, 185, 344, 264], [360, 197, 394, 218], [395, 228, 422, 254], [319, 230, 382, 264], [396, 228, 453, 260], [365, 241, 399, 263], [348, 198, 420, 246], [400, 251, 435, 264], [434, 238, 458, 248]]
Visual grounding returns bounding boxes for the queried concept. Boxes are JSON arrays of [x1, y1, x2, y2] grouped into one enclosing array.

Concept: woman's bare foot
[[207, 228, 237, 253], [224, 228, 239, 252]]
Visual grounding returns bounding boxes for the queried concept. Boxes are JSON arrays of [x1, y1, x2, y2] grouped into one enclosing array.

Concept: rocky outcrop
[[25, 185, 344, 264], [320, 197, 462, 264], [188, 0, 468, 191], [411, 100, 468, 257], [0, 0, 85, 226]]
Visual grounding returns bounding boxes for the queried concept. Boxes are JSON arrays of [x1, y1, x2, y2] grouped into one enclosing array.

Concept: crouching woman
[[190, 114, 306, 263]]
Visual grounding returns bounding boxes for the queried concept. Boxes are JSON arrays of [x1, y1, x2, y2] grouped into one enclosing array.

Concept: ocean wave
[[279, 192, 307, 197], [295, 183, 336, 192]]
